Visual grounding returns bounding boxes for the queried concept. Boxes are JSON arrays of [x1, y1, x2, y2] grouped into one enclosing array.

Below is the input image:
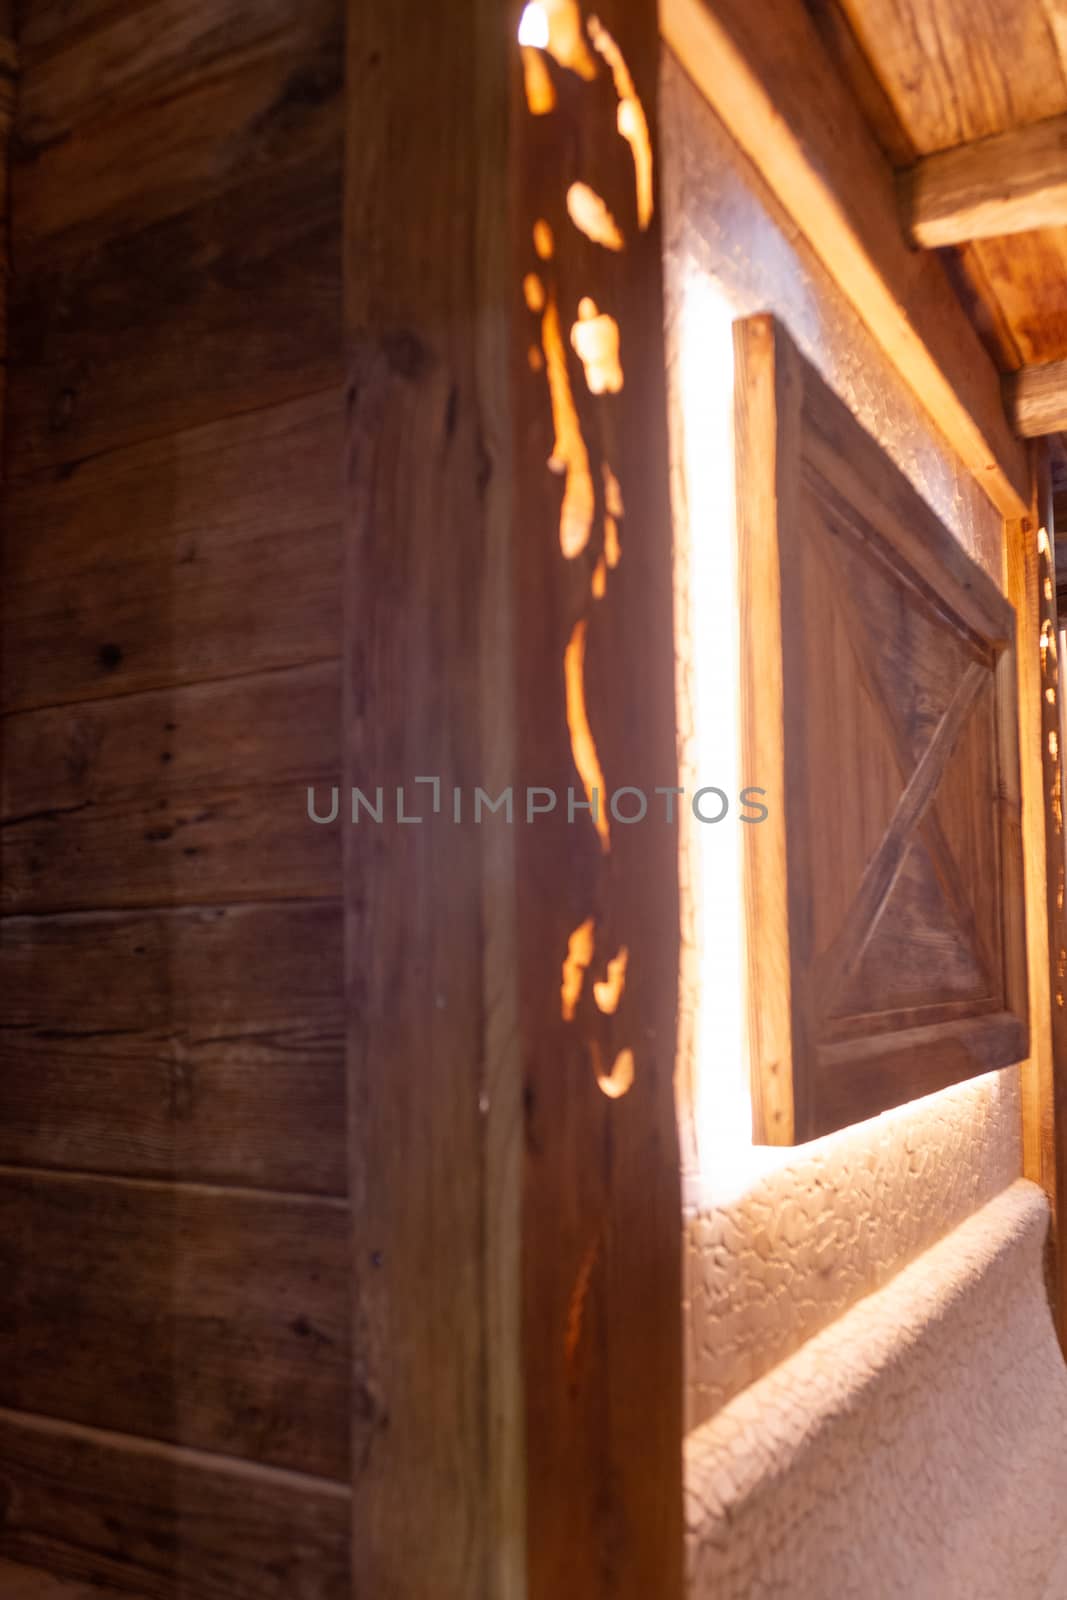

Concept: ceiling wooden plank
[[661, 0, 1030, 518], [1007, 358, 1067, 435], [903, 113, 1067, 246], [837, 0, 1067, 153]]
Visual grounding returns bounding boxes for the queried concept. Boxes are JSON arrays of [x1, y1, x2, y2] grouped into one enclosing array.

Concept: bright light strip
[[675, 273, 774, 1205], [518, 2, 550, 48]]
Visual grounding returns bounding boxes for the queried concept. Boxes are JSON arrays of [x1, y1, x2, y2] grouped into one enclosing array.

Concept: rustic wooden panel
[[15, 0, 338, 142], [0, 902, 344, 1191], [6, 153, 341, 476], [0, 1409, 349, 1600], [736, 314, 1027, 1144], [12, 0, 342, 255], [347, 0, 681, 1594], [0, 662, 341, 912], [661, 0, 1029, 517], [0, 1171, 350, 1478], [1, 391, 342, 714]]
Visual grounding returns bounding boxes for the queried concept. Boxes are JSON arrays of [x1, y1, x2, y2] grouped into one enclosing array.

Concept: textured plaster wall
[[684, 1070, 1021, 1430], [686, 1181, 1066, 1599], [661, 47, 1027, 1442]]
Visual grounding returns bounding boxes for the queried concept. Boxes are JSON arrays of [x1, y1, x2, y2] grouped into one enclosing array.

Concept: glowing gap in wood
[[587, 16, 653, 229], [566, 182, 624, 250], [543, 294, 595, 556], [593, 946, 628, 1013], [562, 916, 596, 1020], [598, 1046, 635, 1098], [571, 297, 623, 394], [564, 619, 610, 851]]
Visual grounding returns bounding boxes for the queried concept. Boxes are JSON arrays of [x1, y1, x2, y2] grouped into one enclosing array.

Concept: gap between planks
[[0, 1161, 348, 1208], [0, 1404, 353, 1498]]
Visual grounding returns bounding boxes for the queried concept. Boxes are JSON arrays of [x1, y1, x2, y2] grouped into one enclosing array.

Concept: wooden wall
[[0, 4, 349, 1596]]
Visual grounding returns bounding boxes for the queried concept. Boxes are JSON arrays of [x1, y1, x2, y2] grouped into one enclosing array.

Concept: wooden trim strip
[[660, 0, 1030, 519]]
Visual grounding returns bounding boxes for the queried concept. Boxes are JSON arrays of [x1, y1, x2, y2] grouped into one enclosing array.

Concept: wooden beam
[[1007, 359, 1067, 437], [1007, 444, 1067, 1346], [660, 0, 1030, 520], [900, 113, 1067, 248], [346, 0, 683, 1595]]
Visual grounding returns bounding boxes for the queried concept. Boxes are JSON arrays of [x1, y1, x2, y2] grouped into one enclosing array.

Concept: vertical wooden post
[[345, 0, 682, 1596], [1008, 443, 1067, 1340], [514, 4, 683, 1596], [0, 3, 14, 455]]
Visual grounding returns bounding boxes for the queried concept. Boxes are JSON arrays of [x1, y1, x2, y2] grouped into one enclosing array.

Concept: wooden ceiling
[[807, 0, 1067, 372], [800, 0, 1067, 586]]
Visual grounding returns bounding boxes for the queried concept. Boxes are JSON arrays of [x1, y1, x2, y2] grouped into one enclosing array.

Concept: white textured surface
[[686, 1180, 1066, 1599], [684, 1068, 1022, 1430]]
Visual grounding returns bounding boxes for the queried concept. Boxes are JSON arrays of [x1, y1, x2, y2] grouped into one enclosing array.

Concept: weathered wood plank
[[0, 662, 341, 913], [0, 1408, 349, 1600], [660, 0, 1031, 518], [6, 154, 341, 476], [901, 113, 1067, 247], [0, 902, 344, 1192], [1, 391, 342, 714], [0, 1557, 150, 1599], [12, 0, 342, 255], [1007, 357, 1067, 436], [837, 0, 1067, 152], [0, 1171, 350, 1478]]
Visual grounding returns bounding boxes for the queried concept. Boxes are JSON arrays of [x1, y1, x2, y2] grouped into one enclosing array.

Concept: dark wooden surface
[[0, 1411, 349, 1600], [1, 392, 342, 714], [1, 662, 341, 913], [0, 0, 350, 1594], [0, 1171, 350, 1476], [0, 903, 344, 1190]]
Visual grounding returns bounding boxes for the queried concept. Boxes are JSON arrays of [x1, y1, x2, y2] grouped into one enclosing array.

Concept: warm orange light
[[564, 618, 610, 852]]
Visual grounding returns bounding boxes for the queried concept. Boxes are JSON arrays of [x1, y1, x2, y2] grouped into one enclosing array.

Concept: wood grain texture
[[0, 1558, 150, 1599], [812, 2, 1067, 381], [0, 1409, 349, 1600], [735, 315, 1027, 1144], [12, 0, 341, 253], [6, 152, 341, 476], [0, 1170, 350, 1478], [660, 0, 1030, 518], [1007, 448, 1067, 1343], [836, 0, 1067, 153], [0, 662, 341, 913], [1007, 357, 1067, 436], [345, 0, 523, 1594], [0, 902, 344, 1191], [902, 113, 1067, 247], [1, 391, 342, 714], [513, 17, 684, 1600], [346, 0, 682, 1594]]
